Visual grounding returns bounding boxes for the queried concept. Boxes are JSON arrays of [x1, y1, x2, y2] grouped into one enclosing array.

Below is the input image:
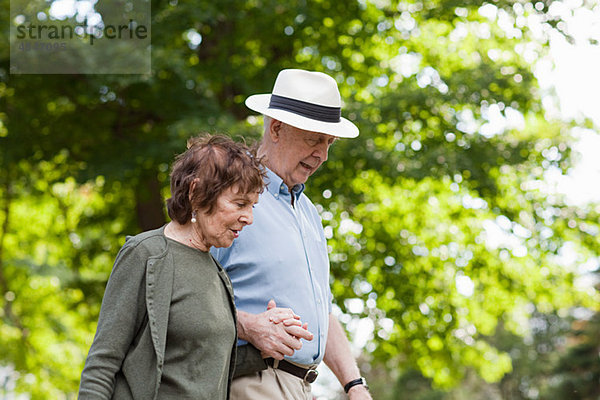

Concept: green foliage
[[1, 0, 599, 397], [0, 157, 131, 398]]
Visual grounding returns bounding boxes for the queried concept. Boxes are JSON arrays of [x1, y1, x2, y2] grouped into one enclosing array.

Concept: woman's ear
[[188, 178, 200, 203]]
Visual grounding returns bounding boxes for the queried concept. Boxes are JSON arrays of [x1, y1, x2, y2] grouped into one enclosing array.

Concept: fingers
[[259, 331, 301, 359], [270, 315, 300, 324], [284, 321, 309, 329], [266, 299, 277, 310], [263, 342, 293, 359], [281, 318, 302, 327], [283, 324, 314, 342], [260, 347, 290, 360], [267, 308, 300, 324], [260, 322, 307, 356], [279, 332, 304, 351]]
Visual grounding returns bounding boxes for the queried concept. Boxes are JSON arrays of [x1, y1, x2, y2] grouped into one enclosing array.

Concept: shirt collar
[[265, 167, 305, 201]]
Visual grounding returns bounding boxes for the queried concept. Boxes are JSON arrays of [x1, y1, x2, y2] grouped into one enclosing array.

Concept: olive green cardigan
[[78, 227, 237, 399]]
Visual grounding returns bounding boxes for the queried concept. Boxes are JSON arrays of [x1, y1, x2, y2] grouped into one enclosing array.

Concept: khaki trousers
[[231, 367, 312, 400]]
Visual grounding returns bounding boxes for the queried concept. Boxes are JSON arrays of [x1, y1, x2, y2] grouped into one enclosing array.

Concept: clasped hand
[[242, 299, 313, 360]]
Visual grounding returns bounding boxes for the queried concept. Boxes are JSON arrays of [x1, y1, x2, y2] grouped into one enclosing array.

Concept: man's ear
[[268, 119, 283, 142]]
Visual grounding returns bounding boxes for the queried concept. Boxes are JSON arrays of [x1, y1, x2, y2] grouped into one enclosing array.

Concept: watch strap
[[344, 377, 368, 393]]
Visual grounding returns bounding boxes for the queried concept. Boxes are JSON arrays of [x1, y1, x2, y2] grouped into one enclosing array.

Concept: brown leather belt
[[265, 358, 319, 383]]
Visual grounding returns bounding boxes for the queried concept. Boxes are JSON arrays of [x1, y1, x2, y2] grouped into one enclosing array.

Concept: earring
[[191, 211, 197, 223]]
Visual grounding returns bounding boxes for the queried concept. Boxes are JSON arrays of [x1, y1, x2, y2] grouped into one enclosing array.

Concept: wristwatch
[[344, 377, 368, 393]]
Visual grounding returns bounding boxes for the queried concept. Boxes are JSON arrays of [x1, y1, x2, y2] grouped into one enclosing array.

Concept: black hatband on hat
[[269, 94, 341, 123]]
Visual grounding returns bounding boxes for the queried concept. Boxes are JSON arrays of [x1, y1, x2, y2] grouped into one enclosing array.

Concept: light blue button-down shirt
[[211, 168, 332, 365]]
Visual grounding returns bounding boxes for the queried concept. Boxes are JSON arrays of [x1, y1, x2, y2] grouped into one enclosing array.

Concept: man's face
[[269, 121, 336, 188]]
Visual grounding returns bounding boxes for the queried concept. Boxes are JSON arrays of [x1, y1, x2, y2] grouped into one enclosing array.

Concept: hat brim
[[245, 94, 359, 139]]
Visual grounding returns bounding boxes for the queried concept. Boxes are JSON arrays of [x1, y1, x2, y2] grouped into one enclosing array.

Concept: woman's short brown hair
[[166, 134, 265, 224]]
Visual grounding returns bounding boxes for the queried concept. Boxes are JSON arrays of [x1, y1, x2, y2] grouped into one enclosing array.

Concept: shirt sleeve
[[78, 242, 147, 399]]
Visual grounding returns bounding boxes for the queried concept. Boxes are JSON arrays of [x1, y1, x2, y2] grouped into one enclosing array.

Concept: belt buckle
[[303, 368, 318, 383]]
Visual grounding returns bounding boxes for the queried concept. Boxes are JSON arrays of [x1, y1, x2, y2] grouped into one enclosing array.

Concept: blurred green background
[[1, 0, 599, 398]]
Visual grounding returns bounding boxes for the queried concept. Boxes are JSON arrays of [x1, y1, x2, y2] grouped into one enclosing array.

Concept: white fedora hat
[[245, 69, 359, 138]]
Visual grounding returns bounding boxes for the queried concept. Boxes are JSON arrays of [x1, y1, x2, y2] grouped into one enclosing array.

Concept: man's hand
[[237, 300, 314, 360], [348, 384, 372, 399]]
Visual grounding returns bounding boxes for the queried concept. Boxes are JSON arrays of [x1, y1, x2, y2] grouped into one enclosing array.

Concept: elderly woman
[[78, 134, 265, 400]]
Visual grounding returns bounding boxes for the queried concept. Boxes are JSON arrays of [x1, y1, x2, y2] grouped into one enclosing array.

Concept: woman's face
[[195, 185, 259, 249]]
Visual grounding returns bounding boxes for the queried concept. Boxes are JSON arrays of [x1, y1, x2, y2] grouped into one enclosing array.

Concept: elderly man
[[211, 69, 372, 399]]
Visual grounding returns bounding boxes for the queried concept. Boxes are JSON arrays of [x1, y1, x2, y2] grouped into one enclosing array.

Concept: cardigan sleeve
[[78, 241, 148, 399]]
